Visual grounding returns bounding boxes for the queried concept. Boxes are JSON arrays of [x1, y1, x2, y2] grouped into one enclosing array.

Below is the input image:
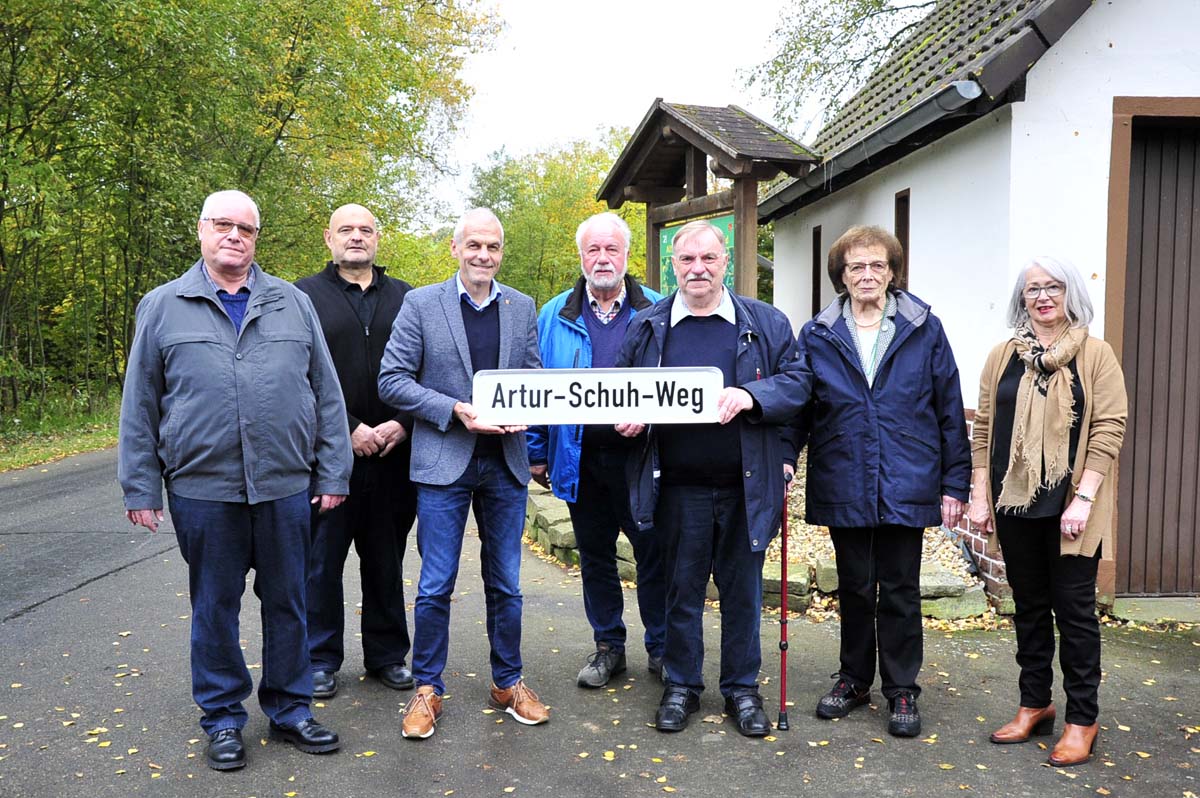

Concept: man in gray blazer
[[378, 208, 547, 740]]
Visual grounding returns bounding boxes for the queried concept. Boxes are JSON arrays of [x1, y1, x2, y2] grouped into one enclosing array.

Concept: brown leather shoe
[[401, 685, 442, 739], [488, 679, 549, 725], [989, 705, 1056, 744], [1047, 722, 1098, 767]]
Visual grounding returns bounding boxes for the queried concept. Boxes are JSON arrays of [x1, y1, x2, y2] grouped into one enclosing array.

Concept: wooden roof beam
[[648, 189, 736, 225]]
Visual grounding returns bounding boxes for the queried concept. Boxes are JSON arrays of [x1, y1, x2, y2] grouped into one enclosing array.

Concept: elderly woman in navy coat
[[795, 225, 970, 738]]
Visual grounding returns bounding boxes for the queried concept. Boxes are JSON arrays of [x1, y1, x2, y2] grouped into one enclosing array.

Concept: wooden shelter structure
[[598, 99, 817, 297]]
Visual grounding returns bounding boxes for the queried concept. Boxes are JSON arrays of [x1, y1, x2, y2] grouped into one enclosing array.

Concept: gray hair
[[199, 190, 260, 228], [453, 207, 504, 245], [576, 212, 631, 255], [1006, 255, 1094, 328], [671, 219, 726, 250]]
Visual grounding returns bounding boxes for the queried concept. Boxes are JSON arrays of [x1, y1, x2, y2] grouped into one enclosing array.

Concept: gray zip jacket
[[118, 260, 352, 509]]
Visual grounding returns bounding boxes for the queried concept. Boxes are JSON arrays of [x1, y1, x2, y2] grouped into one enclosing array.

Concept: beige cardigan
[[971, 335, 1128, 558]]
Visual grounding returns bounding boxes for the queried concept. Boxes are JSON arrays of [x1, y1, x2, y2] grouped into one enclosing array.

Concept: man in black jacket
[[295, 203, 417, 699]]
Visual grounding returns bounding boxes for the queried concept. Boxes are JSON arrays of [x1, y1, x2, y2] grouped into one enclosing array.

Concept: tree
[[0, 0, 495, 420], [467, 132, 646, 308], [746, 0, 935, 140]]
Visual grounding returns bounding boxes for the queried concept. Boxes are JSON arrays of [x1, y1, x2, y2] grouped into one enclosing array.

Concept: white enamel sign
[[471, 367, 723, 425]]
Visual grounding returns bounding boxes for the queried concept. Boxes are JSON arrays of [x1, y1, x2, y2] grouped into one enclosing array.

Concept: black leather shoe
[[888, 691, 921, 737], [655, 686, 700, 732], [816, 674, 871, 719], [268, 718, 341, 753], [369, 663, 415, 691], [205, 728, 246, 771], [312, 669, 337, 699], [724, 691, 770, 737]]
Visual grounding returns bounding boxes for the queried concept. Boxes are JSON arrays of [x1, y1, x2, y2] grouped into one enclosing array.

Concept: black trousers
[[995, 514, 1101, 725], [306, 458, 417, 673], [566, 448, 666, 658], [829, 525, 923, 699]]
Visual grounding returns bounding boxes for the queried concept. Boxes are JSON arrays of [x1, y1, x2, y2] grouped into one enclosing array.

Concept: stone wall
[[524, 487, 997, 620]]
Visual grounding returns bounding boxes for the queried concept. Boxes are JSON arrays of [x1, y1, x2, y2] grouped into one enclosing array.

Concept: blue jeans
[[168, 490, 313, 734], [412, 453, 528, 694], [567, 447, 666, 658], [655, 484, 764, 696]]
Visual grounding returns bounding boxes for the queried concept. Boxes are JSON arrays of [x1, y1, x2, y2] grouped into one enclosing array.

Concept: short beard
[[586, 270, 624, 292]]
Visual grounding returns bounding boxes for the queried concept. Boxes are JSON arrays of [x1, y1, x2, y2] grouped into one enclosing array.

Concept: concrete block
[[545, 524, 576, 549], [993, 594, 1016, 616], [614, 533, 635, 563], [919, 563, 967, 598], [814, 557, 839, 593], [922, 585, 988, 619], [535, 503, 572, 532], [763, 590, 812, 612], [616, 558, 637, 583], [552, 546, 579, 567], [761, 561, 811, 597]]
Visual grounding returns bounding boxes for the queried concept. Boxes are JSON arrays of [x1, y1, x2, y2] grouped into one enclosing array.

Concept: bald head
[[325, 203, 379, 272]]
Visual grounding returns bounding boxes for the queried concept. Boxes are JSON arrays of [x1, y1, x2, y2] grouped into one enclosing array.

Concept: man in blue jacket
[[119, 190, 352, 770], [616, 220, 811, 737], [527, 212, 667, 689]]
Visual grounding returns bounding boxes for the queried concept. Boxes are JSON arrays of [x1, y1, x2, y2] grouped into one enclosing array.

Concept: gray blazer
[[378, 275, 540, 486]]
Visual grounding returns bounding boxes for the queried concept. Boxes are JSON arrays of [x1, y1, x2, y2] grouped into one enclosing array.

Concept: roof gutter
[[759, 80, 983, 222]]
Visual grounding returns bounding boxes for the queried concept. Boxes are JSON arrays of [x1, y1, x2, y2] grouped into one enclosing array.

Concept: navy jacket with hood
[[618, 291, 811, 552], [793, 289, 970, 529]]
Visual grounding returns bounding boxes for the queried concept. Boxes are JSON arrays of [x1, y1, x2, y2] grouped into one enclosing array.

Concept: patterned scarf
[[842, 292, 897, 385], [996, 322, 1087, 511]]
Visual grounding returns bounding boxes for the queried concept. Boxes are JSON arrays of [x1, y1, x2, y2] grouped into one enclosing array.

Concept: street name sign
[[472, 367, 723, 425]]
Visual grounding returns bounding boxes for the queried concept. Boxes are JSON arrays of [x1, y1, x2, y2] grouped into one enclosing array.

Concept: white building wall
[[1009, 0, 1200, 338], [773, 0, 1200, 405], [773, 109, 1014, 406]]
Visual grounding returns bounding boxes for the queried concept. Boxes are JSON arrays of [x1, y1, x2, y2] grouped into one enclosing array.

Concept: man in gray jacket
[[118, 190, 352, 771]]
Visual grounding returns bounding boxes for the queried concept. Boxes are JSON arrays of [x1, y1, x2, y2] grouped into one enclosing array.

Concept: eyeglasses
[[845, 261, 889, 276], [1023, 283, 1065, 300], [675, 253, 724, 266], [202, 217, 259, 239]]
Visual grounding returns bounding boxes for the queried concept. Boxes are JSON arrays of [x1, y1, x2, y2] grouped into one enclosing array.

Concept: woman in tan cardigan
[[967, 256, 1126, 768]]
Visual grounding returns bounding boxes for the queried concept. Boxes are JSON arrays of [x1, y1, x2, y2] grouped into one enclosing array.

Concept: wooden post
[[686, 147, 707, 200], [645, 206, 661, 291], [732, 177, 758, 298]]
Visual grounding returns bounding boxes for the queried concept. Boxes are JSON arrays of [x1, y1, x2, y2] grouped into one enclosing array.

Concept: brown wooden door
[[1118, 117, 1200, 596]]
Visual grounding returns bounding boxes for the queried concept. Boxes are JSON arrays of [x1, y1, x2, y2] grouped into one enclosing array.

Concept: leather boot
[[989, 705, 1056, 744], [1048, 722, 1098, 767]]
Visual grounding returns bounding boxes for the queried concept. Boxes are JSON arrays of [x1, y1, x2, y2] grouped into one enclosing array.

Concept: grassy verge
[[0, 394, 121, 472]]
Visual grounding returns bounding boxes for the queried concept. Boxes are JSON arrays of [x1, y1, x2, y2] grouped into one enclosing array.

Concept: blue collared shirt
[[669, 286, 736, 327], [456, 272, 501, 311], [201, 262, 256, 295]]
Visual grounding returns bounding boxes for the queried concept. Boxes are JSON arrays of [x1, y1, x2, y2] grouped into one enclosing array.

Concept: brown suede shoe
[[989, 705, 1056, 744], [401, 685, 442, 740], [488, 680, 549, 725], [1048, 722, 1098, 767]]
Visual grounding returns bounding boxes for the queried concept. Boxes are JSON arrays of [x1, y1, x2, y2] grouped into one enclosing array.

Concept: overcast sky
[[435, 0, 792, 214]]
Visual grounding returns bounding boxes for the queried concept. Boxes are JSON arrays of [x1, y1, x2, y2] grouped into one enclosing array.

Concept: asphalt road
[[0, 449, 1197, 797]]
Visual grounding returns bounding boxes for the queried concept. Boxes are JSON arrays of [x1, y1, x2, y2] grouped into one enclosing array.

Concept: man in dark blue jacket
[[527, 212, 666, 689], [296, 204, 417, 701], [616, 220, 811, 737]]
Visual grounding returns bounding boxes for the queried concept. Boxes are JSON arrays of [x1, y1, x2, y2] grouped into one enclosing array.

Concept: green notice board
[[658, 214, 736, 293]]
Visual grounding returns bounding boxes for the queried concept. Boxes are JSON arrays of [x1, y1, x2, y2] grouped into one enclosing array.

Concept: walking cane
[[778, 471, 793, 731]]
